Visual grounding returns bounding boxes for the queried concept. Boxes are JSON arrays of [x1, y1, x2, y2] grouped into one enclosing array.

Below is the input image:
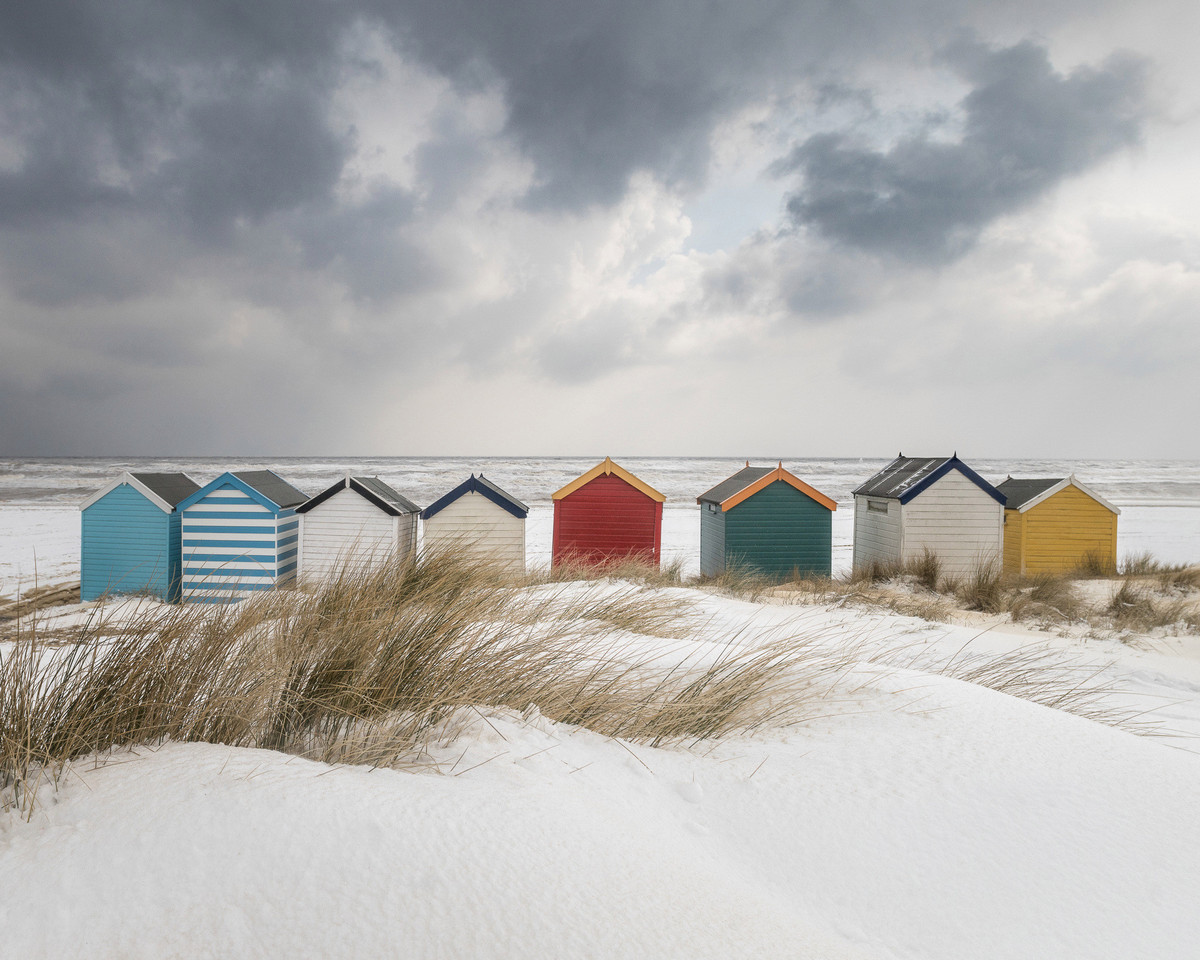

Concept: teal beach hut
[[178, 470, 308, 603], [697, 463, 837, 579], [80, 472, 201, 602]]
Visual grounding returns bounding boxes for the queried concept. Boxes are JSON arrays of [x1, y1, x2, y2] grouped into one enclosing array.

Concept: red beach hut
[[551, 458, 666, 568]]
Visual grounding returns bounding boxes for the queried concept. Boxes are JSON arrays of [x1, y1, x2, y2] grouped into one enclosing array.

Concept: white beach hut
[[852, 455, 1006, 577], [421, 475, 529, 573], [295, 476, 419, 582]]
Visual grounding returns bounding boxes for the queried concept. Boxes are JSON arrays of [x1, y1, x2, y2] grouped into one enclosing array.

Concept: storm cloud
[[778, 39, 1150, 262], [0, 0, 1195, 457]]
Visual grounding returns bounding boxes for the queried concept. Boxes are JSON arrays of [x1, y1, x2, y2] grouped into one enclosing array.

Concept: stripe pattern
[[181, 482, 298, 603]]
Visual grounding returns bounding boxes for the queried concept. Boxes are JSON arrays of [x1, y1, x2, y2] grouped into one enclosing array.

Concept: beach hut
[[552, 458, 665, 568], [997, 476, 1120, 576], [295, 476, 420, 583], [178, 470, 308, 603], [852, 455, 1005, 578], [421, 474, 529, 572], [697, 463, 837, 579], [80, 472, 201, 602]]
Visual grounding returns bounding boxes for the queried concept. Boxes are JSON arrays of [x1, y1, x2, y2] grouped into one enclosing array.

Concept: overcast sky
[[2, 0, 1198, 458]]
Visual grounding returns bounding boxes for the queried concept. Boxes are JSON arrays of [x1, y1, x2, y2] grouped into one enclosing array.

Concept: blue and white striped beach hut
[[80, 472, 201, 602], [178, 470, 308, 603]]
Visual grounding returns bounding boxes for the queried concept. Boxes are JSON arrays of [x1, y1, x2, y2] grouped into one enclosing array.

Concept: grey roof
[[233, 470, 308, 509], [697, 466, 774, 505], [296, 476, 420, 515], [853, 455, 1006, 506], [353, 476, 420, 515], [130, 472, 201, 507], [853, 457, 948, 499], [995, 478, 1065, 511]]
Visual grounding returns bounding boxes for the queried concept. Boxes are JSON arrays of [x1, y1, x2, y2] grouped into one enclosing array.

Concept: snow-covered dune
[[5, 595, 1200, 959]]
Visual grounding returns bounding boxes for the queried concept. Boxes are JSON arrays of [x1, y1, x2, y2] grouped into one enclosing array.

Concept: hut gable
[[853, 455, 1005, 505], [296, 477, 419, 582], [80, 472, 200, 602], [997, 476, 1119, 515], [699, 464, 838, 512], [178, 471, 307, 603], [552, 458, 664, 568], [697, 464, 836, 579], [852, 454, 1005, 577], [422, 474, 529, 521], [998, 475, 1119, 576], [421, 475, 528, 572]]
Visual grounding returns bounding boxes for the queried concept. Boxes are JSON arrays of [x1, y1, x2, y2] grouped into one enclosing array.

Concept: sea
[[2, 456, 1199, 596]]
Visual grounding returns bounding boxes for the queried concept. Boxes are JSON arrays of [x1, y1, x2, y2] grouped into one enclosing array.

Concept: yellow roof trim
[[551, 457, 666, 502], [720, 465, 838, 512]]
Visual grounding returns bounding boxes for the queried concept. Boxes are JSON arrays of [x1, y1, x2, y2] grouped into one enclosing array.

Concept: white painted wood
[[852, 496, 902, 569], [299, 487, 415, 582], [422, 491, 525, 572], [900, 471, 1003, 576]]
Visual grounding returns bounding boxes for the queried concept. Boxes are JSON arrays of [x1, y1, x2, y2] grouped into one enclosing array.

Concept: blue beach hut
[[178, 470, 308, 603], [80, 472, 202, 602]]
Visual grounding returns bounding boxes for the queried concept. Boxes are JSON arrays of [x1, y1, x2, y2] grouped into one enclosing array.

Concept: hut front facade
[[80, 472, 201, 602], [698, 464, 837, 579], [421, 475, 528, 572], [178, 470, 308, 603], [997, 476, 1119, 576], [296, 476, 420, 582], [852, 455, 1005, 577], [552, 458, 665, 568]]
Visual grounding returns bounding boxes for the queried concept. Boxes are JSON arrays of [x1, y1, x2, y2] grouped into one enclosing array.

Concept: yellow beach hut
[[996, 476, 1119, 576]]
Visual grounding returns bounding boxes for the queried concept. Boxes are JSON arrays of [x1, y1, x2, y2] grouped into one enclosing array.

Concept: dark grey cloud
[[0, 0, 1182, 457], [778, 39, 1150, 262]]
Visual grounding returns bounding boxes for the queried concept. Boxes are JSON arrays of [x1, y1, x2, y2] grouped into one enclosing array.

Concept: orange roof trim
[[551, 457, 666, 502], [720, 465, 837, 512]]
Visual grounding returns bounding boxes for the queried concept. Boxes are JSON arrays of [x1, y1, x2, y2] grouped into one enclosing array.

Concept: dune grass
[[3, 547, 1180, 815], [0, 550, 864, 814]]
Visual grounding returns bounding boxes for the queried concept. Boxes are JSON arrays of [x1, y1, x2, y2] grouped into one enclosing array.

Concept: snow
[[5, 585, 1200, 959], [0, 503, 78, 598]]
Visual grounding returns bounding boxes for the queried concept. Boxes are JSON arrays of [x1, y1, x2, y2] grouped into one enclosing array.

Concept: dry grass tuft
[[1105, 580, 1189, 634], [952, 561, 1006, 613], [1009, 575, 1085, 625], [907, 548, 942, 592], [1074, 551, 1117, 578], [697, 564, 778, 601]]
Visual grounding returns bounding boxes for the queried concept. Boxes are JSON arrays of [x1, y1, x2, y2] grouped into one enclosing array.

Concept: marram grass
[[1, 548, 1163, 815]]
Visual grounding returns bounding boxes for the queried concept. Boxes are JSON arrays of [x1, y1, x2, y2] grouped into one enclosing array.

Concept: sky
[[2, 0, 1199, 458]]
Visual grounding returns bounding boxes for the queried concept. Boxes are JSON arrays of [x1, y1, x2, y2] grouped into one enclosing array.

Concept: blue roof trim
[[896, 457, 1006, 506], [177, 472, 288, 513], [421, 474, 529, 521]]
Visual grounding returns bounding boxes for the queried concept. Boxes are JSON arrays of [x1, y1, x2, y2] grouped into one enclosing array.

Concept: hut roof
[[698, 464, 836, 512], [997, 475, 1119, 515], [232, 470, 309, 509], [853, 455, 1005, 506], [297, 476, 420, 516], [552, 457, 665, 503], [421, 474, 529, 521], [80, 471, 201, 513], [179, 470, 309, 512]]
